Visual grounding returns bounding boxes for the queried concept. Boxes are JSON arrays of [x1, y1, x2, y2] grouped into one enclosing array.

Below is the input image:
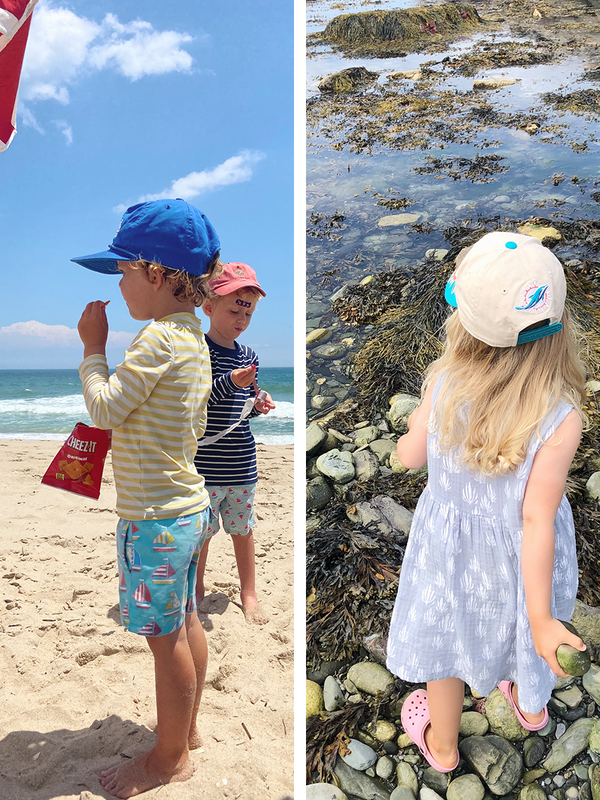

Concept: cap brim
[[71, 246, 137, 275]]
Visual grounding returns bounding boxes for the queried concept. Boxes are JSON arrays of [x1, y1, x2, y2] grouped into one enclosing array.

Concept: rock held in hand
[[556, 620, 591, 677]]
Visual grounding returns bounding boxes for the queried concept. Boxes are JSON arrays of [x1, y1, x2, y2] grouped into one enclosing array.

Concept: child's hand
[[78, 301, 110, 358], [255, 392, 275, 415], [232, 365, 257, 388], [530, 617, 586, 678]]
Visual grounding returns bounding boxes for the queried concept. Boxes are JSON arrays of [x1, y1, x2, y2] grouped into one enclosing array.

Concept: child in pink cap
[[194, 262, 275, 624]]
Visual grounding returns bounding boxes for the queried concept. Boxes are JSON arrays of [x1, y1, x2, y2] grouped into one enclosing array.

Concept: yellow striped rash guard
[[79, 313, 211, 521]]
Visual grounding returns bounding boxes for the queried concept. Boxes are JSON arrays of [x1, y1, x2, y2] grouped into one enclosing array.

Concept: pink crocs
[[498, 680, 549, 731], [400, 689, 460, 773]]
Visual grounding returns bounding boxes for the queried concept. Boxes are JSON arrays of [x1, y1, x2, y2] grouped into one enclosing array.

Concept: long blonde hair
[[425, 308, 586, 476]]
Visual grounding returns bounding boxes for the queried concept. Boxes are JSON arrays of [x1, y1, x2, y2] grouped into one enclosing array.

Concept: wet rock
[[363, 632, 388, 665], [484, 687, 529, 741], [307, 476, 334, 511], [422, 768, 450, 795], [307, 300, 329, 318], [390, 69, 423, 81], [389, 787, 416, 800], [378, 213, 423, 228], [447, 774, 485, 800], [341, 738, 378, 771], [376, 755, 395, 781], [349, 425, 381, 444], [425, 248, 449, 260], [369, 438, 397, 465], [554, 685, 583, 708], [542, 717, 594, 771], [523, 736, 546, 768], [590, 763, 600, 800], [517, 223, 562, 243], [347, 662, 395, 696], [319, 5, 483, 57], [307, 680, 324, 717], [473, 77, 519, 90], [307, 421, 327, 455], [418, 789, 444, 800], [586, 471, 600, 501], [459, 711, 490, 737], [459, 735, 523, 795], [389, 451, 408, 474], [372, 496, 413, 535], [519, 783, 546, 800], [306, 784, 349, 800], [369, 720, 397, 743], [316, 449, 355, 484], [307, 328, 333, 346], [323, 675, 345, 712], [334, 758, 390, 800], [312, 395, 337, 411], [307, 660, 346, 685], [589, 719, 600, 754], [312, 343, 348, 359], [396, 761, 419, 795], [318, 67, 379, 93], [523, 768, 546, 784], [583, 665, 600, 705], [388, 394, 420, 433]]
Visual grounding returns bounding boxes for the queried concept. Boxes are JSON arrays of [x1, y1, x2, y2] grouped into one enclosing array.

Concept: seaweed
[[306, 508, 405, 667], [412, 153, 509, 183], [306, 683, 402, 784]]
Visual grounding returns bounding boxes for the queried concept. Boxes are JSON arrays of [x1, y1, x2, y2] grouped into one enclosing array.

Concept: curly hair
[[130, 254, 223, 307]]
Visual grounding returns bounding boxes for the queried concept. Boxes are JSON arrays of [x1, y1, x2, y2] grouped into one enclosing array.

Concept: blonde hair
[[425, 308, 586, 476], [131, 255, 223, 307]]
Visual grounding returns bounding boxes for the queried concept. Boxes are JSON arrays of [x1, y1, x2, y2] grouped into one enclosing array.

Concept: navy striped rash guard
[[194, 335, 261, 486]]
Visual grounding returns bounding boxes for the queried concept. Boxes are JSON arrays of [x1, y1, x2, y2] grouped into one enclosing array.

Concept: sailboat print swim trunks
[[117, 508, 211, 636]]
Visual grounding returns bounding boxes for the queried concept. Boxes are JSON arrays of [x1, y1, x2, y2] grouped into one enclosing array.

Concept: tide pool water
[[0, 368, 294, 445]]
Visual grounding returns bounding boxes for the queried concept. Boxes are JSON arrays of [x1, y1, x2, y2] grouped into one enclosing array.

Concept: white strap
[[196, 396, 256, 448]]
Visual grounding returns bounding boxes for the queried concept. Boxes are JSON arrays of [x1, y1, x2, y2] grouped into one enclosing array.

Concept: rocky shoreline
[[306, 0, 600, 796]]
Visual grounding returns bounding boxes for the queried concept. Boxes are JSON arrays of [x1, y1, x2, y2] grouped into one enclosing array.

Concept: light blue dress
[[386, 386, 577, 713]]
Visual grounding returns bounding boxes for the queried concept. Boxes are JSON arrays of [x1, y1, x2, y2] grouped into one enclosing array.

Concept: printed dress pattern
[[386, 392, 578, 713]]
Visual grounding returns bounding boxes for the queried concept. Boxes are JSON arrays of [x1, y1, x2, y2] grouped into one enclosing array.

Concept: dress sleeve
[[79, 323, 174, 429]]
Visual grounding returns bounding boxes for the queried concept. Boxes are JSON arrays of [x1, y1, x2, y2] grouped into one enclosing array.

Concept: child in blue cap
[[73, 198, 221, 798]]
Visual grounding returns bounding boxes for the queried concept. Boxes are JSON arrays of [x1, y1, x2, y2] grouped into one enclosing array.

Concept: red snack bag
[[41, 422, 110, 500]]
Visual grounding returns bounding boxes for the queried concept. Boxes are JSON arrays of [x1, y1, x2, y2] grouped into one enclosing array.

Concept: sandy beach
[[0, 440, 294, 800]]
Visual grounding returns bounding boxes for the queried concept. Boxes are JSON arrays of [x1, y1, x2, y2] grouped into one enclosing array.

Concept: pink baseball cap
[[209, 262, 266, 297]]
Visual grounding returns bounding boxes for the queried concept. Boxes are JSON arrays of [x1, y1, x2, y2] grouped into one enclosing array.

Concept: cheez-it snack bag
[[42, 422, 110, 500]]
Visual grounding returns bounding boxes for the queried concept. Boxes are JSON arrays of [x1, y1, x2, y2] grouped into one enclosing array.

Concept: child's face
[[204, 293, 258, 343], [118, 261, 156, 320]]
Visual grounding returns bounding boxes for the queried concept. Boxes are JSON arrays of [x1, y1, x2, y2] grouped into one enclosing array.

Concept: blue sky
[[0, 0, 293, 368]]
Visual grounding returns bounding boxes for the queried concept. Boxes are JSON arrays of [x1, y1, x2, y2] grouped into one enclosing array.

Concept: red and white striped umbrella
[[0, 0, 39, 152]]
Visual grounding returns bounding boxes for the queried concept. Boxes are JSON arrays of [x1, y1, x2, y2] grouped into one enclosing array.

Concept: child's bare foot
[[241, 593, 269, 625], [146, 718, 202, 750], [99, 748, 193, 798]]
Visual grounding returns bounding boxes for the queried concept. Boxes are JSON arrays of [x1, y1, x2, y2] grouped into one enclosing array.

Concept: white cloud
[[54, 119, 73, 145], [20, 1, 196, 111], [0, 321, 134, 348], [135, 151, 267, 205]]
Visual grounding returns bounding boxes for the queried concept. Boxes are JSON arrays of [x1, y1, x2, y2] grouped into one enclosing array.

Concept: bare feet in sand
[[99, 748, 193, 798], [241, 593, 269, 625], [146, 718, 203, 750]]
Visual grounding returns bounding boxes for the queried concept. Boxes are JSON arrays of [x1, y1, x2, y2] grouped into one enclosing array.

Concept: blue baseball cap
[[71, 199, 220, 276]]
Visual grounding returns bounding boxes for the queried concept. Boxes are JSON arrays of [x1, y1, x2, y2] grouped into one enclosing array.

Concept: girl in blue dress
[[386, 231, 588, 772]]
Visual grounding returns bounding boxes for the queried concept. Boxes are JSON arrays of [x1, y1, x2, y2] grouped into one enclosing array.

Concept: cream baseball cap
[[444, 231, 566, 347]]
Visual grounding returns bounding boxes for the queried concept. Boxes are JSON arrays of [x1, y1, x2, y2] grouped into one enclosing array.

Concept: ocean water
[[0, 368, 294, 445]]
